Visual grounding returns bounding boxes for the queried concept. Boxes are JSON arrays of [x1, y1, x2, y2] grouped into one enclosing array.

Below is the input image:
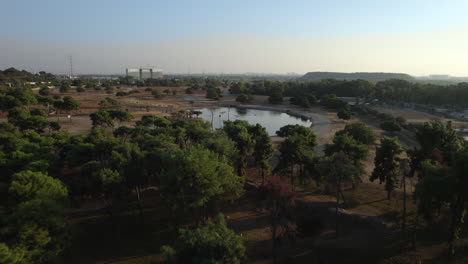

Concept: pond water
[[195, 107, 312, 136]]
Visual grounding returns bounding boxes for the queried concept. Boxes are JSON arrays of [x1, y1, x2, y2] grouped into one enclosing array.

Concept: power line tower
[[68, 55, 74, 78]]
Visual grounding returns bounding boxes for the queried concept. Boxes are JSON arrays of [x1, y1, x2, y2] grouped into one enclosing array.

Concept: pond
[[195, 107, 312, 136]]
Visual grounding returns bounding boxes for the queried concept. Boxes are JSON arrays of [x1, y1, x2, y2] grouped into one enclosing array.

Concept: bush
[[185, 87, 194, 94], [206, 88, 222, 100], [320, 94, 348, 109], [380, 120, 401, 132], [39, 87, 50, 96], [116, 91, 128, 96], [268, 93, 283, 104], [76, 87, 85, 93], [161, 215, 245, 264], [152, 89, 163, 98], [337, 108, 351, 120], [59, 84, 70, 93], [337, 122, 376, 145], [235, 94, 252, 103]]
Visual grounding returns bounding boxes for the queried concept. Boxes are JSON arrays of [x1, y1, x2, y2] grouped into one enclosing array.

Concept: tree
[[324, 133, 368, 189], [98, 97, 120, 110], [318, 153, 360, 237], [185, 87, 194, 94], [161, 214, 245, 264], [259, 176, 296, 263], [159, 146, 244, 218], [337, 108, 351, 120], [268, 92, 283, 104], [335, 122, 376, 145], [110, 143, 147, 215], [61, 96, 80, 114], [276, 125, 317, 188], [90, 110, 114, 128], [414, 148, 468, 255], [152, 89, 163, 98], [76, 87, 85, 93], [59, 83, 70, 93], [99, 168, 127, 217], [370, 137, 404, 199], [380, 119, 401, 132], [4, 170, 68, 263], [206, 87, 222, 100], [235, 94, 252, 103], [7, 107, 29, 128], [23, 115, 49, 132], [108, 109, 133, 127], [415, 121, 463, 164], [39, 87, 50, 96], [201, 130, 238, 166], [223, 120, 254, 177], [251, 124, 274, 184]]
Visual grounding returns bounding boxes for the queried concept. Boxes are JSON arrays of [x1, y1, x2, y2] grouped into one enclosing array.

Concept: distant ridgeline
[[0, 67, 56, 86], [298, 72, 416, 83]]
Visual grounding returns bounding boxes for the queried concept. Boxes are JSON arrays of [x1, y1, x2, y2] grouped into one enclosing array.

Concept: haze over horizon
[[2, 0, 468, 76]]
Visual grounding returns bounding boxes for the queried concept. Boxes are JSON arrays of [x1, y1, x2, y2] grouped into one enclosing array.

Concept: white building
[[126, 67, 163, 80]]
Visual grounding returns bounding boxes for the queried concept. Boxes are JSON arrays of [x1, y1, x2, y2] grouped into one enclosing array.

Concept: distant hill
[[298, 72, 416, 83], [0, 67, 56, 85]]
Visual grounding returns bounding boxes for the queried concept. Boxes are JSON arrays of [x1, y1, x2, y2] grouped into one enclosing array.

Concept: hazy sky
[[1, 0, 468, 75]]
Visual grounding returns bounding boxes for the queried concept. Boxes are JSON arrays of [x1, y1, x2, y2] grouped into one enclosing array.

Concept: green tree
[[23, 115, 49, 133], [335, 122, 376, 145], [370, 137, 404, 199], [98, 97, 121, 110], [201, 131, 239, 166], [100, 168, 127, 217], [235, 94, 252, 103], [380, 119, 401, 132], [161, 214, 245, 264], [59, 83, 70, 93], [7, 107, 30, 128], [259, 176, 296, 263], [318, 153, 360, 237], [61, 96, 80, 112], [159, 146, 244, 218], [325, 133, 368, 175], [223, 120, 254, 177], [108, 109, 133, 127], [251, 124, 274, 184], [337, 108, 351, 120], [4, 170, 68, 263], [206, 87, 222, 100], [276, 125, 317, 188], [415, 121, 463, 164], [90, 110, 114, 128], [152, 89, 163, 98], [38, 87, 50, 96], [415, 149, 468, 255]]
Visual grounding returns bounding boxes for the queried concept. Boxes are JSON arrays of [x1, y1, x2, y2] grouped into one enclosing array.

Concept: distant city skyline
[[1, 0, 468, 75]]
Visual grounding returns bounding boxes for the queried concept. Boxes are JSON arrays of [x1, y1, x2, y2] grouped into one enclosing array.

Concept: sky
[[1, 0, 468, 75]]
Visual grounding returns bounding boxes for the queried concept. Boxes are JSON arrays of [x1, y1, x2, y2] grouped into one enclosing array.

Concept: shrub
[[337, 108, 351, 120], [380, 120, 401, 132], [161, 215, 245, 264], [235, 94, 252, 103]]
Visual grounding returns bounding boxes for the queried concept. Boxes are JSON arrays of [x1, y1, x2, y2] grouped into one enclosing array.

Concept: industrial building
[[126, 67, 163, 80]]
